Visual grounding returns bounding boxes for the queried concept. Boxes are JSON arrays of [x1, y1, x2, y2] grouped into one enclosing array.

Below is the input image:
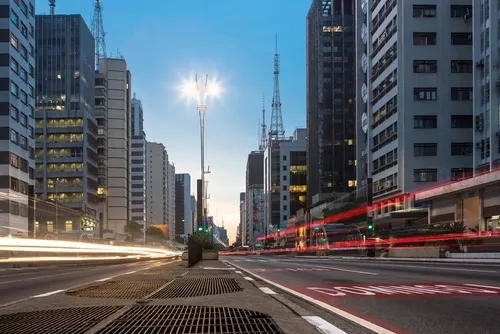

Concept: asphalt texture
[[0, 260, 164, 306], [221, 255, 500, 334]]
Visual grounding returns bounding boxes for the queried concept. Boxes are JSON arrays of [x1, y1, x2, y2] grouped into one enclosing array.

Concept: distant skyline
[[35, 0, 310, 243]]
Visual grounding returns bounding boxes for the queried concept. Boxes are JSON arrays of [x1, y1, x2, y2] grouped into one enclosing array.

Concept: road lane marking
[[95, 277, 113, 282], [259, 287, 276, 294], [123, 271, 137, 275], [225, 261, 396, 334], [465, 283, 500, 290], [244, 276, 254, 281], [235, 271, 242, 274], [202, 267, 235, 270], [0, 272, 74, 285], [302, 316, 347, 334], [309, 265, 378, 276], [32, 290, 66, 298]]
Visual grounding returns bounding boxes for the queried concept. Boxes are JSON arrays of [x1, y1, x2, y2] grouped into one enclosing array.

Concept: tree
[[124, 221, 142, 241], [146, 226, 165, 240]]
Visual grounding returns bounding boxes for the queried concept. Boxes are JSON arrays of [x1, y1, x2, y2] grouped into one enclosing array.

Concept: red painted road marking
[[301, 283, 500, 298], [253, 267, 339, 272]]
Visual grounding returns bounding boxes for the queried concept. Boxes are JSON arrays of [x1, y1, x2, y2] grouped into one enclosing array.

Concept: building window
[[413, 5, 436, 18], [451, 168, 473, 181], [10, 153, 18, 168], [451, 60, 472, 73], [451, 5, 472, 18], [414, 169, 438, 182], [20, 67, 27, 82], [20, 44, 27, 59], [29, 64, 34, 77], [451, 115, 473, 128], [10, 81, 18, 97], [29, 43, 33, 57], [29, 85, 33, 97], [414, 143, 438, 157], [29, 126, 34, 138], [282, 165, 287, 171], [20, 90, 27, 104], [20, 158, 27, 172], [20, 113, 27, 127], [413, 60, 437, 73], [283, 195, 287, 200], [10, 105, 18, 120], [414, 115, 437, 128], [414, 88, 437, 100], [283, 175, 287, 181], [451, 87, 472, 101], [19, 181, 27, 194], [10, 33, 19, 49], [20, 135, 27, 149], [10, 57, 18, 73], [20, 22, 27, 38], [29, 2, 34, 16], [10, 177, 18, 191], [10, 201, 19, 215], [451, 33, 472, 45], [283, 205, 287, 211], [29, 167, 34, 180], [11, 9, 19, 26], [283, 215, 287, 221], [451, 142, 473, 156], [283, 185, 287, 191], [20, 1, 27, 15], [10, 129, 18, 144], [283, 155, 287, 161], [29, 23, 34, 37], [414, 32, 436, 45]]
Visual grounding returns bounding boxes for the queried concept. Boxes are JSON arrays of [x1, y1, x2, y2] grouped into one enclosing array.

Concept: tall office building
[[175, 173, 192, 236], [306, 0, 356, 205], [95, 72, 107, 236], [473, 1, 499, 172], [245, 151, 264, 246], [264, 129, 307, 232], [131, 94, 146, 227], [146, 142, 167, 228], [0, 0, 36, 237], [355, 1, 473, 222], [35, 14, 99, 234], [98, 58, 132, 239], [166, 161, 175, 240], [239, 192, 246, 245], [190, 194, 196, 233]]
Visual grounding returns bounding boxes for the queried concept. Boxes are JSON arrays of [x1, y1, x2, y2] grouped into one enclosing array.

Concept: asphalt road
[[222, 255, 500, 334], [0, 259, 170, 307]]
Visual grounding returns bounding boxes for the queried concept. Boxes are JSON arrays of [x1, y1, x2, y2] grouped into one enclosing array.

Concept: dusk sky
[[36, 0, 311, 243]]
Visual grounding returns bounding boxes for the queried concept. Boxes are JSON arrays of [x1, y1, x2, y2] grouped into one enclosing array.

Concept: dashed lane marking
[[32, 290, 66, 298], [244, 276, 254, 281]]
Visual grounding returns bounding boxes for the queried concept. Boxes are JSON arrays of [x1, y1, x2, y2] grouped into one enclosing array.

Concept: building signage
[[361, 112, 368, 133], [361, 82, 368, 103], [306, 284, 499, 298], [361, 53, 368, 73], [361, 23, 367, 44], [360, 0, 368, 15]]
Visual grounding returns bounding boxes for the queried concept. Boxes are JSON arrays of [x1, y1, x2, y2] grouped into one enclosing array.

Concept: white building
[[99, 58, 132, 239], [167, 162, 176, 240], [0, 0, 36, 237], [355, 1, 473, 223], [146, 142, 167, 229], [263, 129, 307, 231], [131, 94, 146, 228]]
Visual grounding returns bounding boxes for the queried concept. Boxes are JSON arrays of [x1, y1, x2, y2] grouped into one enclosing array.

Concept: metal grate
[[0, 306, 122, 334], [97, 305, 284, 334], [186, 269, 234, 276], [141, 268, 187, 277], [66, 280, 169, 299], [150, 277, 242, 299]]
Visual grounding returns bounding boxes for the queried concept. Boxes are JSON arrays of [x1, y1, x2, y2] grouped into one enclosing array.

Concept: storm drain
[[66, 280, 169, 299], [97, 305, 284, 334], [150, 277, 242, 299], [187, 269, 234, 276], [0, 306, 122, 334]]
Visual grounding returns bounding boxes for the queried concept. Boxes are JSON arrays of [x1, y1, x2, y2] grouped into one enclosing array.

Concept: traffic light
[[277, 227, 280, 232], [205, 228, 209, 233], [367, 223, 373, 230], [197, 226, 203, 232]]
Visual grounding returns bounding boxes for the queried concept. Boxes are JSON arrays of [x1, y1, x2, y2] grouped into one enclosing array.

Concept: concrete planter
[[202, 251, 219, 260]]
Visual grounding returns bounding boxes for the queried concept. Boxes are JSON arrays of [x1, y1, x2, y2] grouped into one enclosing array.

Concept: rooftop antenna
[[92, 0, 107, 70], [269, 34, 284, 140], [49, 0, 55, 14], [259, 93, 267, 151]]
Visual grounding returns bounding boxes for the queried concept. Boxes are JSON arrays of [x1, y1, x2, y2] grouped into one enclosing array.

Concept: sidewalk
[[0, 259, 325, 333]]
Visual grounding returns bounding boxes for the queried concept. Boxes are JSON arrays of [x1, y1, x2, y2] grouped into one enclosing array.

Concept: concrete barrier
[[202, 251, 219, 260], [388, 247, 442, 258]]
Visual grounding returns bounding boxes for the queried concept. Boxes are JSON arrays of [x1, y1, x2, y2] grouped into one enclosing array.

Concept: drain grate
[[187, 269, 234, 276], [67, 280, 169, 299], [0, 306, 122, 334], [97, 305, 284, 334], [150, 277, 242, 299], [141, 268, 187, 277]]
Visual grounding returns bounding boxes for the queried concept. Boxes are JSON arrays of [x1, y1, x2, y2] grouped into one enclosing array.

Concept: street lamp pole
[[55, 177, 59, 234]]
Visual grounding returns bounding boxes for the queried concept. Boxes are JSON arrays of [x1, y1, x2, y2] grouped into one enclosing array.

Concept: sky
[[36, 0, 311, 243]]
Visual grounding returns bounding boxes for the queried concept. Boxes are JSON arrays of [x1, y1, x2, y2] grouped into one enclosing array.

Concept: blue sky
[[36, 0, 310, 242]]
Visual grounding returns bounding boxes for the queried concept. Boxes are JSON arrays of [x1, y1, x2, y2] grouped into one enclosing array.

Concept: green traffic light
[[198, 226, 202, 231], [368, 225, 373, 230]]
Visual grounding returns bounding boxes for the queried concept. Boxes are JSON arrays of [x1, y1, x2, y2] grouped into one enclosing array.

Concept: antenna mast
[[92, 0, 107, 70], [49, 0, 55, 14], [259, 93, 267, 151], [269, 34, 285, 140]]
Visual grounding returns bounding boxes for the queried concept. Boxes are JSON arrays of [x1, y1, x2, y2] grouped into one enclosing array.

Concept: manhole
[[67, 280, 169, 299], [150, 277, 242, 299], [187, 269, 234, 276], [97, 305, 284, 334], [0, 306, 122, 333]]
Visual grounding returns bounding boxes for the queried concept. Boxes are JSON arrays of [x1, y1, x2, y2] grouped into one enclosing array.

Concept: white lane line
[[259, 287, 276, 295], [0, 272, 74, 285], [123, 271, 137, 275], [244, 276, 254, 281], [302, 316, 347, 334], [307, 265, 378, 276], [229, 262, 396, 334], [32, 290, 66, 298], [235, 271, 242, 274], [202, 267, 235, 270], [95, 277, 113, 282], [465, 283, 500, 290]]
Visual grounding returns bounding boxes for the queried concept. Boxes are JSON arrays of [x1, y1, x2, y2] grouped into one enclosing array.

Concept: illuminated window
[[65, 221, 73, 231], [57, 73, 62, 79], [348, 180, 357, 187], [323, 26, 343, 33], [47, 221, 54, 232], [289, 185, 307, 193], [98, 128, 104, 135], [346, 139, 354, 146]]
